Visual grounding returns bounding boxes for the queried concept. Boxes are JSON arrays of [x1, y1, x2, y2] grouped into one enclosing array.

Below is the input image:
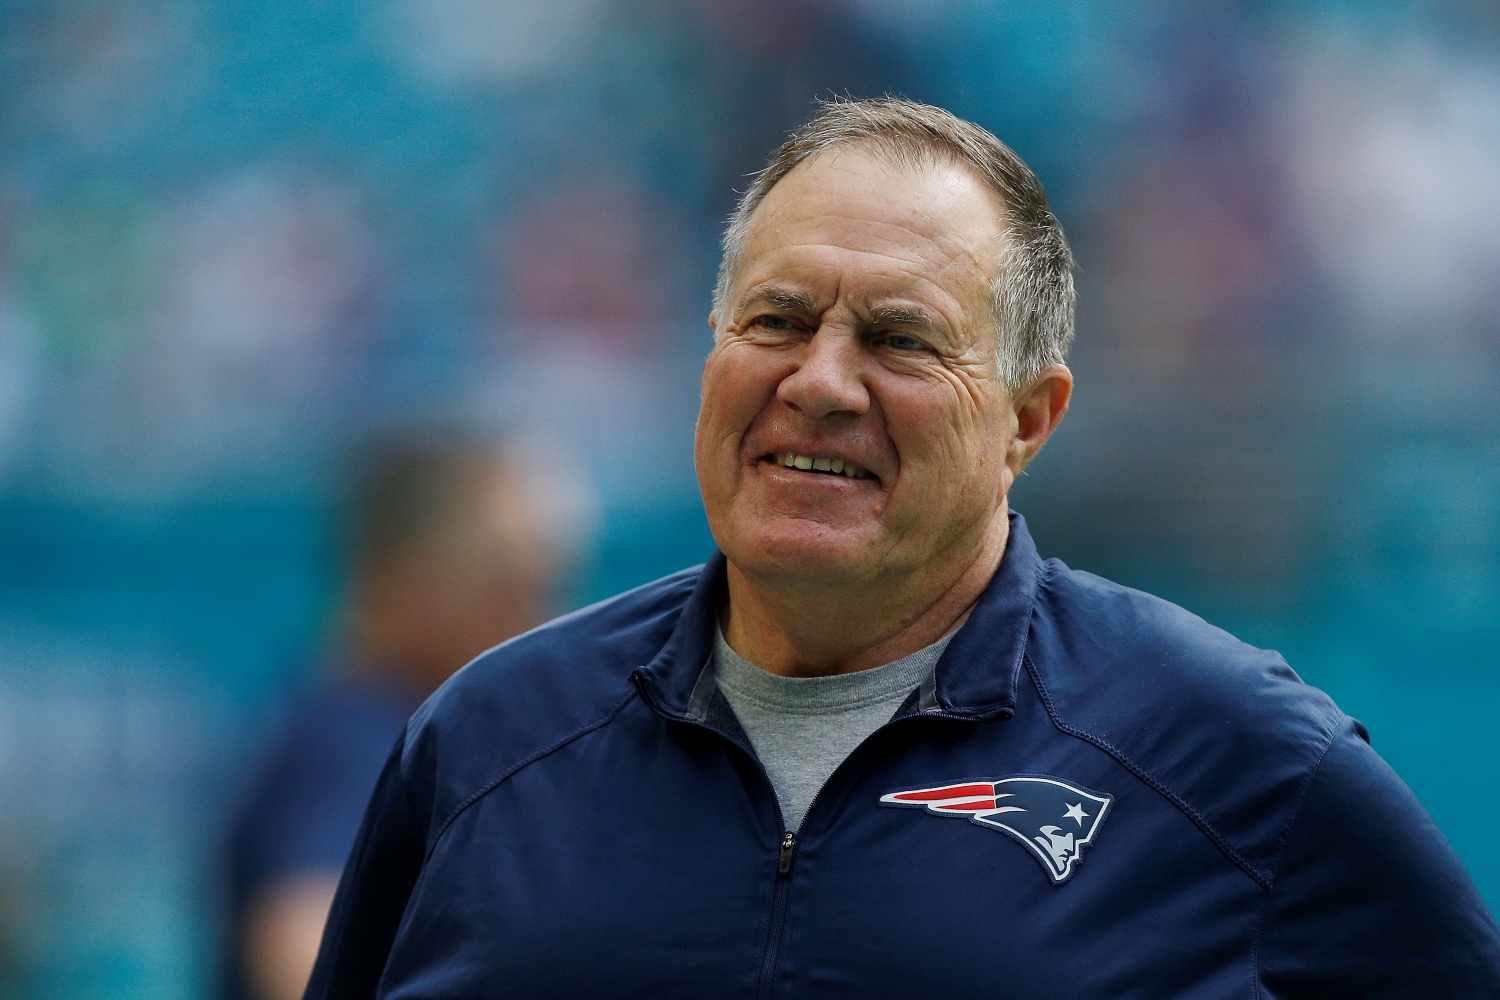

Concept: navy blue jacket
[[307, 515, 1500, 999]]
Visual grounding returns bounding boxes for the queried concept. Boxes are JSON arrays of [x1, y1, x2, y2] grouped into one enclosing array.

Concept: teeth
[[773, 453, 871, 479]]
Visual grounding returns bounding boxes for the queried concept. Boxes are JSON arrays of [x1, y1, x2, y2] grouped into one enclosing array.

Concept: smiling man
[[696, 136, 1058, 687], [306, 100, 1500, 999]]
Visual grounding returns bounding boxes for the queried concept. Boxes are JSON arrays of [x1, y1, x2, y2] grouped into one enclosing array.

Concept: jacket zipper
[[635, 670, 1003, 1000], [752, 707, 951, 1000], [650, 701, 800, 1000], [758, 831, 796, 1000], [748, 702, 1003, 997]]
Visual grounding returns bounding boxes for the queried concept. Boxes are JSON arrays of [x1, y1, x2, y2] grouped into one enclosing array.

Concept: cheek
[[885, 379, 1010, 492], [695, 346, 784, 490], [699, 347, 783, 445]]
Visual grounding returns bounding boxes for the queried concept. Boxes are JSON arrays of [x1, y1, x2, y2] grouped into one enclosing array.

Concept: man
[[307, 100, 1500, 998], [228, 434, 586, 1000]]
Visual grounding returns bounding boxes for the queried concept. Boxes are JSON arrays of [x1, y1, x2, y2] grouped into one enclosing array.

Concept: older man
[[307, 100, 1500, 999]]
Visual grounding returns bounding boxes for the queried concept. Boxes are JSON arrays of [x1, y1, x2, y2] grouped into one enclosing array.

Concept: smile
[[769, 452, 875, 479]]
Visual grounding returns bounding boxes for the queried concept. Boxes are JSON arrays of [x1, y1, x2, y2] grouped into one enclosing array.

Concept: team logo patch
[[879, 775, 1113, 884]]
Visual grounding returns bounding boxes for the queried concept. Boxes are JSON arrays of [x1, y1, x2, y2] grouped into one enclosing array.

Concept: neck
[[723, 505, 1010, 677]]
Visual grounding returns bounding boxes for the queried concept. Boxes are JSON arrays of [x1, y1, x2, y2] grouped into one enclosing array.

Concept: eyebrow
[[741, 285, 819, 313], [866, 304, 938, 330], [739, 287, 943, 335]]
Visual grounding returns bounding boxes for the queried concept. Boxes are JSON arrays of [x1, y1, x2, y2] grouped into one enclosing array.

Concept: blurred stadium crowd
[[0, 1, 1498, 996]]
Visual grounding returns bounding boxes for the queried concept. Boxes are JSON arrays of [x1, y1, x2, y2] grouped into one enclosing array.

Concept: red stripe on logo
[[889, 782, 994, 802], [933, 799, 996, 812]]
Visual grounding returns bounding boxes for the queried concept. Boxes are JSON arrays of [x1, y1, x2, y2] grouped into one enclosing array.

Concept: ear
[[1008, 364, 1073, 474], [708, 310, 719, 336]]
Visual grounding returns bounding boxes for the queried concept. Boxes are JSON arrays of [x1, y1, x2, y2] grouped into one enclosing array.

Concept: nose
[[777, 328, 870, 420]]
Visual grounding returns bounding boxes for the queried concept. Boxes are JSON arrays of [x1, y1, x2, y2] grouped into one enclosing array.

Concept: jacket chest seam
[[423, 687, 639, 864]]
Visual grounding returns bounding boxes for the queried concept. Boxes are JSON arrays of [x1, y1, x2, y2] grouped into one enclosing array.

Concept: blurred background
[[0, 0, 1497, 995]]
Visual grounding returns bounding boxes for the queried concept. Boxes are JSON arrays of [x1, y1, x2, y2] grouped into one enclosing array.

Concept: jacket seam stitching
[[1261, 711, 1342, 886], [422, 688, 639, 863], [1024, 652, 1273, 890], [1249, 711, 1343, 999]]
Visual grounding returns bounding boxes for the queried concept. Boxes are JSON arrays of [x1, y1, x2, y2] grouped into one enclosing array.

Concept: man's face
[[695, 147, 1020, 589]]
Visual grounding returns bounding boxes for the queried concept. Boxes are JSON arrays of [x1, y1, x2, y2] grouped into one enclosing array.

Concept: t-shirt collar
[[635, 511, 1040, 722]]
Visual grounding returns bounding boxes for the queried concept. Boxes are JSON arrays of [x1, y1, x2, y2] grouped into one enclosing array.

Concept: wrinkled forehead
[[733, 145, 1008, 309]]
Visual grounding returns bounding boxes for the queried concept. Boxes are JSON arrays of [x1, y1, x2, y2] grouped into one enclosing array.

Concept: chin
[[728, 521, 876, 584]]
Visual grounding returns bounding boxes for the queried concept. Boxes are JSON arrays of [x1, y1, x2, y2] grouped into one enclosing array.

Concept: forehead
[[735, 146, 1007, 307]]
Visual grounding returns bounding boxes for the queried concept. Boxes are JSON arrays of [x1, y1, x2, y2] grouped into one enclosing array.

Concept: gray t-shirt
[[713, 627, 955, 833]]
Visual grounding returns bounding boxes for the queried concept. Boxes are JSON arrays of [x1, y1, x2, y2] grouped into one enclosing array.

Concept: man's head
[[695, 98, 1074, 594], [346, 432, 590, 691], [713, 98, 1075, 391]]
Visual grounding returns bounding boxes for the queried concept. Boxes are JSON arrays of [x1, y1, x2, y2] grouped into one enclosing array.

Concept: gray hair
[[713, 97, 1075, 389]]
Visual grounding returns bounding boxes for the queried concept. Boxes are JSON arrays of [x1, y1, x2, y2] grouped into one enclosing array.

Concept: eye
[[881, 333, 926, 351], [753, 314, 792, 330]]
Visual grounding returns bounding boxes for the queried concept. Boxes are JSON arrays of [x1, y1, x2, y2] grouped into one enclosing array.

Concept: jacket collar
[[634, 511, 1041, 722]]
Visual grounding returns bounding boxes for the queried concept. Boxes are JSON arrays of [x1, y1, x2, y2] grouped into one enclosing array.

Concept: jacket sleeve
[[303, 726, 430, 1000], [1257, 718, 1500, 999]]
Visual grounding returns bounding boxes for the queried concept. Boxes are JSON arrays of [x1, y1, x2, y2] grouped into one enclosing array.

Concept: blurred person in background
[[225, 432, 588, 1000]]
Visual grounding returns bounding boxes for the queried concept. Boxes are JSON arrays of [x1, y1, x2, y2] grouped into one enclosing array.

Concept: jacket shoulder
[[396, 565, 704, 835], [1027, 559, 1343, 885], [445, 562, 703, 704]]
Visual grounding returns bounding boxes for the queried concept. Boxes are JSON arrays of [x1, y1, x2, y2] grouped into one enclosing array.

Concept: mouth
[[764, 452, 876, 480]]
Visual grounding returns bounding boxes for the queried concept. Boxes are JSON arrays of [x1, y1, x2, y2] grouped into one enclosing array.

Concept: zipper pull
[[777, 832, 796, 877]]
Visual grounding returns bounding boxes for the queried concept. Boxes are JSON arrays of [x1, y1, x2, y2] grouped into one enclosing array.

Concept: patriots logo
[[879, 775, 1113, 884]]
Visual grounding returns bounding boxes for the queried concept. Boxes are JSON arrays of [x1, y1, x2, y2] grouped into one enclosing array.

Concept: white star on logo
[[1063, 802, 1089, 826]]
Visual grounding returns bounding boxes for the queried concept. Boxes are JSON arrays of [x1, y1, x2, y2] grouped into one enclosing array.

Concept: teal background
[[0, 2, 1497, 995]]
